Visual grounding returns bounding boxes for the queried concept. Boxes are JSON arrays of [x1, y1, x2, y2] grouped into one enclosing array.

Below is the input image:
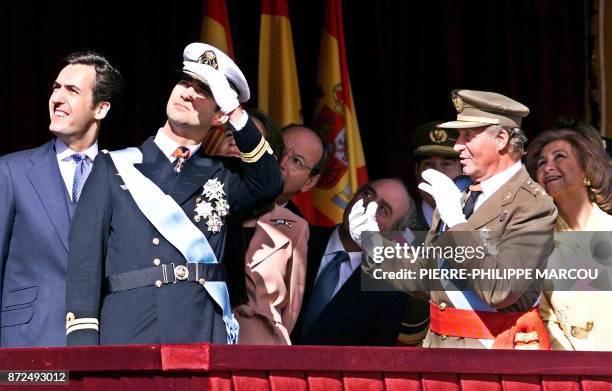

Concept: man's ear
[[300, 174, 321, 193], [94, 101, 111, 120], [496, 128, 510, 151], [212, 111, 229, 126]]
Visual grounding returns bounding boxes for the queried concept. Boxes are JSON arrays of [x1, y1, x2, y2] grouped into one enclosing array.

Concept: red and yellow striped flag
[[258, 0, 302, 127], [311, 0, 368, 226], [200, 0, 234, 58], [200, 0, 234, 155]]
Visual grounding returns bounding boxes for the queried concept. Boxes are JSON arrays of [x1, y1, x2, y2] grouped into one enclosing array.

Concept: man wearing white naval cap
[[65, 43, 281, 345]]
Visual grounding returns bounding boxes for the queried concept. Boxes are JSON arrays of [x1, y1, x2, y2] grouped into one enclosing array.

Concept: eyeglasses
[[285, 152, 313, 171]]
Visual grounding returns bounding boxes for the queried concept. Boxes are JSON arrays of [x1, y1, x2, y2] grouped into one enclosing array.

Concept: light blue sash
[[108, 148, 239, 344]]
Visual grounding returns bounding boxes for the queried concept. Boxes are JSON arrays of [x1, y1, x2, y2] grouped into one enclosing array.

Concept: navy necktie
[[436, 175, 473, 233], [302, 251, 350, 334], [71, 153, 92, 203], [462, 187, 482, 219]]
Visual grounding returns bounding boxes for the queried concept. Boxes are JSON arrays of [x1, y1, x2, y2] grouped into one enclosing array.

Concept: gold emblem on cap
[[451, 93, 464, 113], [198, 50, 219, 70], [429, 129, 448, 144]]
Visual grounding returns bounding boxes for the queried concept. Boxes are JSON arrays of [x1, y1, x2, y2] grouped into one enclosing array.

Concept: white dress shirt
[[315, 227, 361, 299], [422, 201, 435, 228], [55, 138, 98, 197], [153, 128, 201, 163], [474, 160, 523, 212]]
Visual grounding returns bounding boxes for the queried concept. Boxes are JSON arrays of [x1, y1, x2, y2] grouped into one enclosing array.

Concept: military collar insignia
[[198, 50, 219, 70], [194, 178, 229, 234], [451, 93, 464, 113], [429, 128, 448, 144]]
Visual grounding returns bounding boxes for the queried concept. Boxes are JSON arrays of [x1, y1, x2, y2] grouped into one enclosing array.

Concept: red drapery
[[1, 344, 612, 390]]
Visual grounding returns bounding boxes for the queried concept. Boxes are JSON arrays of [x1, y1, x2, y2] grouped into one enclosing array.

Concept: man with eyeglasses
[[276, 125, 326, 217]]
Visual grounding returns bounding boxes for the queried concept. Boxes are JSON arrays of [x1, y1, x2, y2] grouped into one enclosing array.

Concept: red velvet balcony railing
[[1, 344, 612, 390]]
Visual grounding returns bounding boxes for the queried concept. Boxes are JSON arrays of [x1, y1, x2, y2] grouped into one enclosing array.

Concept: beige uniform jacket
[[234, 204, 308, 345], [370, 167, 557, 348]]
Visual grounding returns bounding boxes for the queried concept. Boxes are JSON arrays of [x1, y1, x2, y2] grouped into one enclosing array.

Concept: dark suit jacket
[[291, 225, 405, 346], [0, 139, 73, 347], [284, 200, 304, 219], [66, 120, 282, 345]]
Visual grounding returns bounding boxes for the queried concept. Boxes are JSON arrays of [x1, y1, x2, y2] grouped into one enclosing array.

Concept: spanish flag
[[200, 0, 234, 58], [258, 0, 302, 127], [200, 0, 234, 155], [311, 0, 368, 226]]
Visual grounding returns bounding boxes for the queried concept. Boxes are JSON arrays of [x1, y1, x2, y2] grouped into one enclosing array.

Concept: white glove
[[418, 169, 467, 228], [183, 62, 239, 114], [348, 199, 380, 246]]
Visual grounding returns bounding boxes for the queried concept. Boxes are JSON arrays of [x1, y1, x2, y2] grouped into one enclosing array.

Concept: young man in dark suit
[[0, 52, 122, 347]]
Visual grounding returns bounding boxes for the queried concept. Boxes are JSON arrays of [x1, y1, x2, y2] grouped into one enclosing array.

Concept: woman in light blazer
[[526, 121, 612, 351]]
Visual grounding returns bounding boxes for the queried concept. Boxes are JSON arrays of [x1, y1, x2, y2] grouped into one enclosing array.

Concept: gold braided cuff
[[66, 312, 99, 335], [240, 135, 273, 163]]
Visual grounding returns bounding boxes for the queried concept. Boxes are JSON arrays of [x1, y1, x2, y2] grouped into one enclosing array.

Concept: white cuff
[[229, 110, 249, 131]]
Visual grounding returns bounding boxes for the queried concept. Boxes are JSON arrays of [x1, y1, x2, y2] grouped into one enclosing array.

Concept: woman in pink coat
[[215, 108, 308, 344]]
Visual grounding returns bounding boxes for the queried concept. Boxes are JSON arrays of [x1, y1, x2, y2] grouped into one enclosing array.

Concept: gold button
[[153, 258, 161, 266], [152, 238, 160, 245], [155, 280, 162, 288], [439, 302, 447, 311], [198, 278, 206, 285]]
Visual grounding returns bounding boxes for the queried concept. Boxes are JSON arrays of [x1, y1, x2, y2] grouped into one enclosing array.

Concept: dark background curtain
[[0, 0, 590, 190]]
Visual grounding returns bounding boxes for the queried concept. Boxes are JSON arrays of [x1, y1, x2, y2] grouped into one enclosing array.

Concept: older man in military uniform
[[65, 43, 281, 345], [356, 89, 557, 349]]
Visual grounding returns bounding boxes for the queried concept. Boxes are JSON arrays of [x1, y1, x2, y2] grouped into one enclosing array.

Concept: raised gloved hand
[[348, 199, 379, 246], [418, 169, 467, 228], [182, 62, 239, 114]]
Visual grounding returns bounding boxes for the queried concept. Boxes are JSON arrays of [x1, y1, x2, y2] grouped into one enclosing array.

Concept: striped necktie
[[172, 146, 190, 173]]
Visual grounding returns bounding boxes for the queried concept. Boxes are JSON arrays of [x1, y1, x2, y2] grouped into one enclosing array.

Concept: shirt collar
[[480, 160, 523, 198], [324, 227, 362, 268], [54, 137, 98, 162], [153, 128, 201, 162]]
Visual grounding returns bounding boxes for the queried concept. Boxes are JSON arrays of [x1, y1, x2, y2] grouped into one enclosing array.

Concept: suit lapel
[[26, 140, 71, 252], [314, 268, 360, 327], [248, 206, 291, 268], [299, 226, 334, 319], [466, 189, 502, 229], [132, 138, 223, 206], [468, 167, 528, 229], [134, 137, 175, 192], [168, 152, 221, 205]]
